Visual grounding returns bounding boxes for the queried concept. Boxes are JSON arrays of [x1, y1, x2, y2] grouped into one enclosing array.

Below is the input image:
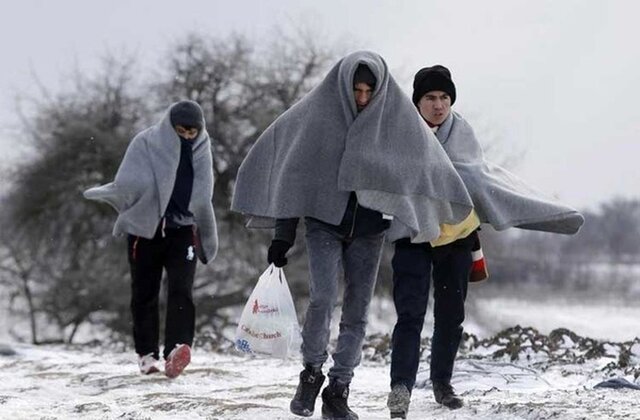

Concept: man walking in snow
[[386, 65, 584, 418], [84, 100, 218, 378], [232, 51, 474, 420]]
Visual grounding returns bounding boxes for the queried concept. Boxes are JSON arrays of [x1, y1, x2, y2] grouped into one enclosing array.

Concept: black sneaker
[[321, 379, 359, 420], [432, 381, 463, 410], [290, 364, 325, 417]]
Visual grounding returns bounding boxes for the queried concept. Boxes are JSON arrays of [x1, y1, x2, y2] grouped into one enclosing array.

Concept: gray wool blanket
[[231, 51, 473, 243], [435, 111, 584, 234], [83, 104, 218, 263]]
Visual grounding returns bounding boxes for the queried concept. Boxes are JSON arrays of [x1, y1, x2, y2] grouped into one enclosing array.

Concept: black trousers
[[390, 235, 474, 390], [128, 225, 197, 360]]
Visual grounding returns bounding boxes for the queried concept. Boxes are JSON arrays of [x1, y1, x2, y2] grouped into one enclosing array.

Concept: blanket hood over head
[[84, 102, 218, 263], [231, 51, 474, 242], [435, 111, 584, 234]]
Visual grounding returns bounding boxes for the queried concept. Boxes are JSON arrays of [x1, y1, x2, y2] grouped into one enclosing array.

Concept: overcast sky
[[1, 0, 638, 209]]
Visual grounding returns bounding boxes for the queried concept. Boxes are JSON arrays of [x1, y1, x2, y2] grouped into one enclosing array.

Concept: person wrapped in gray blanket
[[386, 65, 584, 418], [84, 101, 218, 379], [231, 51, 474, 420]]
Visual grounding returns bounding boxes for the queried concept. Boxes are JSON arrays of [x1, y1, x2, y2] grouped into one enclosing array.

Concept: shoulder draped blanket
[[435, 111, 584, 234], [231, 51, 474, 243], [83, 104, 218, 263]]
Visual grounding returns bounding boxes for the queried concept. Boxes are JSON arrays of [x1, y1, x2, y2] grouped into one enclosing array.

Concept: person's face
[[417, 90, 451, 127], [174, 125, 199, 140], [354, 82, 374, 112]]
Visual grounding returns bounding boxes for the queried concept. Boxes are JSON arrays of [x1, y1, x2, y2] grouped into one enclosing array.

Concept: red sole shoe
[[165, 345, 191, 378]]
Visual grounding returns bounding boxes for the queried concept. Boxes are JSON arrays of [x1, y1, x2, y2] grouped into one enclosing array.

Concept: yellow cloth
[[430, 209, 481, 247]]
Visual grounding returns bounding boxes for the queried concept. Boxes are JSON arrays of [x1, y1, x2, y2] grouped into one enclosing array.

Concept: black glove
[[268, 240, 292, 267]]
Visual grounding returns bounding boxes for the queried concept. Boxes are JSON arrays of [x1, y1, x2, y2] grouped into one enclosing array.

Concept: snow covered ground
[[1, 268, 638, 419], [1, 326, 639, 420], [471, 295, 640, 342]]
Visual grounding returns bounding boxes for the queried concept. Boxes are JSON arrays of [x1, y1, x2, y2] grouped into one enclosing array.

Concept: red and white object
[[235, 265, 302, 358], [469, 235, 489, 283], [165, 344, 191, 378]]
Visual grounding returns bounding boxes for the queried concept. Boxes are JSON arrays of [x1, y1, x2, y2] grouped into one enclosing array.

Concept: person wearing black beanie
[[387, 65, 481, 417], [411, 65, 457, 129], [170, 100, 205, 140], [170, 100, 204, 131], [84, 99, 218, 380], [412, 64, 456, 106], [388, 59, 582, 419]]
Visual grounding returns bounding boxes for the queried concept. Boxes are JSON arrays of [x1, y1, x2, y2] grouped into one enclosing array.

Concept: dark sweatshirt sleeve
[[274, 218, 300, 245]]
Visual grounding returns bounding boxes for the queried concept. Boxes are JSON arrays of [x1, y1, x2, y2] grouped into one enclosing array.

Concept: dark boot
[[321, 379, 359, 420], [290, 364, 325, 417], [387, 383, 411, 419], [432, 381, 463, 409]]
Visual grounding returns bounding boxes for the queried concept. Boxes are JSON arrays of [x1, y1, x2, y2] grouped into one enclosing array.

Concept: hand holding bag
[[235, 264, 302, 358]]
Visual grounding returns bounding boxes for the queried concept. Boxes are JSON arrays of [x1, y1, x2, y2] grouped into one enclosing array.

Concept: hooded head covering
[[231, 51, 473, 242], [353, 64, 376, 88], [412, 64, 457, 105], [84, 102, 218, 262]]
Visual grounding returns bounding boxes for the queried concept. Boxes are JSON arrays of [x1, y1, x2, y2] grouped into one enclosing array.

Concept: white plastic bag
[[234, 264, 302, 358]]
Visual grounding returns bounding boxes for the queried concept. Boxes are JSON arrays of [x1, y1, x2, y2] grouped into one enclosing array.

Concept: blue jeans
[[390, 236, 473, 390], [301, 218, 385, 384]]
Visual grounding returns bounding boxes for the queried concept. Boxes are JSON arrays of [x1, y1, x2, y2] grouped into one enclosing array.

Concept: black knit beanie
[[412, 65, 456, 106], [170, 100, 204, 131], [353, 64, 377, 89]]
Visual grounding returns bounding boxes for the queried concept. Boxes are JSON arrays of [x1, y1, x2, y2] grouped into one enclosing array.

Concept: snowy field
[[1, 326, 639, 420], [471, 294, 640, 342], [1, 267, 639, 419]]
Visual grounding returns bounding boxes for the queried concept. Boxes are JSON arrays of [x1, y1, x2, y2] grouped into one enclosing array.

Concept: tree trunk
[[21, 276, 39, 345]]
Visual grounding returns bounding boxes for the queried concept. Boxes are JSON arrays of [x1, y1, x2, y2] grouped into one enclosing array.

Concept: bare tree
[[0, 54, 148, 343]]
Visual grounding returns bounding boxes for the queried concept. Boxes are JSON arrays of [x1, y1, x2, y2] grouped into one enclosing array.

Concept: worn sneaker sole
[[438, 398, 463, 410], [321, 414, 358, 419], [321, 414, 357, 420], [321, 406, 359, 420], [289, 401, 313, 417], [165, 345, 191, 378]]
